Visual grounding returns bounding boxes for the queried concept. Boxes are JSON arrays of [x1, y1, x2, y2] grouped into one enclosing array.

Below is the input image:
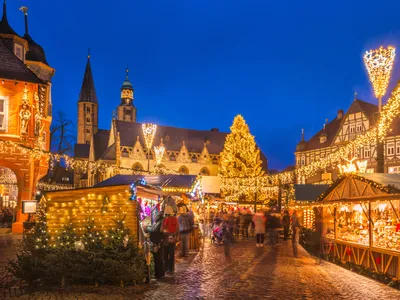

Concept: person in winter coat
[[282, 210, 290, 240], [178, 211, 193, 257], [239, 210, 251, 240], [145, 212, 165, 279], [292, 210, 301, 257], [162, 215, 179, 273], [266, 210, 280, 246], [252, 211, 266, 247]]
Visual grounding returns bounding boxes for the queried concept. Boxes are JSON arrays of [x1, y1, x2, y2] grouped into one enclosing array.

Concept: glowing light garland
[[364, 46, 395, 99], [142, 123, 157, 150], [153, 145, 165, 165]]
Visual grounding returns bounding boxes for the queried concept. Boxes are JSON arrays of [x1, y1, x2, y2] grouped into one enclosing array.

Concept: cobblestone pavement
[[3, 239, 400, 299]]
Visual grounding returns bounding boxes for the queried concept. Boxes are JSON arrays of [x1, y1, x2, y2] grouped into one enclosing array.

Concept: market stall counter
[[295, 174, 400, 279]]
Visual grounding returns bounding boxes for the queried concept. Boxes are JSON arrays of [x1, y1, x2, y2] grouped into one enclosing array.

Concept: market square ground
[[1, 236, 400, 300]]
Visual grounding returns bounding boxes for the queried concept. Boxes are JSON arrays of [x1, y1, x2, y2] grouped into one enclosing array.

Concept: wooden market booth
[[43, 174, 205, 248], [43, 181, 161, 245], [313, 174, 400, 279]]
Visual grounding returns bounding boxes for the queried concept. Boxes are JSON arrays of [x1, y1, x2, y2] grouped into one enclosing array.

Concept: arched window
[[132, 162, 143, 171], [212, 156, 218, 164], [178, 165, 189, 175], [191, 155, 198, 163], [199, 167, 210, 176]]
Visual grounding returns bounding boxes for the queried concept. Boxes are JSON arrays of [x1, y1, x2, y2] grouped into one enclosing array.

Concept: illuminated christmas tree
[[220, 115, 264, 200]]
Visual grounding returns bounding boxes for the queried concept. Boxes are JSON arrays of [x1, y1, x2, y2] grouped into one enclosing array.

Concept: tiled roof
[[101, 144, 116, 160], [114, 120, 268, 170], [0, 37, 43, 84], [40, 166, 74, 184], [94, 174, 197, 188], [115, 120, 228, 154], [347, 99, 378, 124], [74, 143, 90, 159], [297, 99, 378, 152], [78, 57, 98, 103], [93, 129, 110, 160]]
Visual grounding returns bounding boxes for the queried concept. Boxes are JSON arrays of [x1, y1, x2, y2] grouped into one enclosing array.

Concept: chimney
[[337, 109, 344, 119]]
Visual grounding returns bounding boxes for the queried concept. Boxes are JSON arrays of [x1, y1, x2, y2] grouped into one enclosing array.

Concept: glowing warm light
[[154, 145, 165, 165], [142, 123, 157, 150], [356, 160, 368, 173], [364, 46, 395, 99]]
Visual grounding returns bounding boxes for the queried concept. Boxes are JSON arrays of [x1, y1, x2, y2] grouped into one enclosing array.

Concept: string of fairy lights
[[0, 46, 398, 191]]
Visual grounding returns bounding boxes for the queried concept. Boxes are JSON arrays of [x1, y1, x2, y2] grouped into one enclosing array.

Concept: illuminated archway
[[0, 166, 18, 215], [132, 162, 144, 172], [178, 165, 189, 175], [199, 167, 210, 176]]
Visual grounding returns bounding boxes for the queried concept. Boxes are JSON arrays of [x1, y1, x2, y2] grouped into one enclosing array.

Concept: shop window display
[[322, 206, 335, 239], [336, 203, 369, 246], [371, 200, 400, 251]]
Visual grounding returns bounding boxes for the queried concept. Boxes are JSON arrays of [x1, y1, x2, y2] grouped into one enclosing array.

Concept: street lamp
[[364, 46, 395, 173], [142, 123, 157, 172]]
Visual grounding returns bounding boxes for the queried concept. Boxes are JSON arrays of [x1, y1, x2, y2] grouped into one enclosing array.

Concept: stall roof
[[359, 173, 400, 189], [294, 184, 330, 201], [94, 174, 197, 189]]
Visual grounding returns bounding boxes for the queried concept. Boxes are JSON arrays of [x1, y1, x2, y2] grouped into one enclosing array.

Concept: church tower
[[116, 68, 136, 122], [77, 51, 98, 144]]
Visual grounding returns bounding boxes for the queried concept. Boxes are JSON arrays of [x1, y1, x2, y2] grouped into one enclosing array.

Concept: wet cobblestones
[[2, 239, 400, 299]]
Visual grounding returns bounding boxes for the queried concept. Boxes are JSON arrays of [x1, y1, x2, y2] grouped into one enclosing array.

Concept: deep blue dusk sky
[[5, 0, 400, 170]]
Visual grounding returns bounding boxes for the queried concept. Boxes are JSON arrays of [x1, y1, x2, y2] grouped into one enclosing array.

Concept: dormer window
[[14, 43, 23, 61], [320, 135, 327, 143]]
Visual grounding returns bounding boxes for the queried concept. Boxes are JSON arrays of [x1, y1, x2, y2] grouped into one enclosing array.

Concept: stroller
[[211, 217, 223, 244]]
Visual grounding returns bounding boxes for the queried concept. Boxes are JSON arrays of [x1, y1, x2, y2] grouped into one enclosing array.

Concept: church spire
[[78, 49, 98, 103], [0, 0, 19, 36]]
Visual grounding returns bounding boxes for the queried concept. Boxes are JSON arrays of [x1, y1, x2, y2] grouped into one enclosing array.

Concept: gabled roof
[[74, 143, 90, 159], [0, 37, 44, 84], [78, 56, 98, 103], [296, 99, 378, 152], [115, 120, 227, 154], [93, 129, 110, 160], [113, 120, 268, 170], [346, 99, 378, 124], [299, 117, 342, 151]]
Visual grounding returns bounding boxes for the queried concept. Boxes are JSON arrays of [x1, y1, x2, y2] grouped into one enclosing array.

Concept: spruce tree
[[220, 115, 264, 199]]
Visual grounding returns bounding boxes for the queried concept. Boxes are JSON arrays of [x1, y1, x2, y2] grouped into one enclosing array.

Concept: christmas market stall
[[95, 174, 204, 249], [297, 174, 400, 279], [43, 178, 162, 245]]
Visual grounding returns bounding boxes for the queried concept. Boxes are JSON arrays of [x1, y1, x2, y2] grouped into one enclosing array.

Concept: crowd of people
[[205, 206, 302, 258], [0, 207, 14, 228], [142, 197, 195, 279], [142, 199, 303, 281]]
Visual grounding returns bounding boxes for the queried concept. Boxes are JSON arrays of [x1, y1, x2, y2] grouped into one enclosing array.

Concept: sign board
[[321, 173, 332, 181], [22, 200, 37, 214], [201, 176, 220, 194]]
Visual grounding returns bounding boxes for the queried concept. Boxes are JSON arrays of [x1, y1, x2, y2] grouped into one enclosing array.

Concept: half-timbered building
[[295, 97, 400, 183]]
